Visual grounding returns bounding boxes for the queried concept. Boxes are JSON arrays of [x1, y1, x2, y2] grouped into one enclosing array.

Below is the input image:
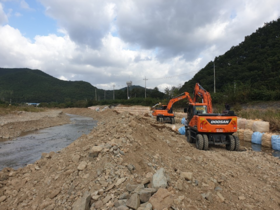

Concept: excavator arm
[[193, 83, 213, 113], [166, 92, 194, 111]]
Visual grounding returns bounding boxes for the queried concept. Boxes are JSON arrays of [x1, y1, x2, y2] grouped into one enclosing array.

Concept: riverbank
[[0, 114, 97, 170], [0, 108, 279, 209], [0, 110, 70, 140]]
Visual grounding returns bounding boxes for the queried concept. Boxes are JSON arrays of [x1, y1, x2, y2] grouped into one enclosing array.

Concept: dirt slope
[[0, 108, 279, 210]]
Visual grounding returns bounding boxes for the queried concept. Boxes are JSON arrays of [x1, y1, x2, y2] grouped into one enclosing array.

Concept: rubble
[[0, 108, 279, 210]]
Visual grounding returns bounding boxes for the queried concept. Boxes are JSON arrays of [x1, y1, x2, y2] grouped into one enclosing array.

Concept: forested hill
[[0, 68, 99, 102], [0, 68, 164, 103], [180, 18, 280, 102]]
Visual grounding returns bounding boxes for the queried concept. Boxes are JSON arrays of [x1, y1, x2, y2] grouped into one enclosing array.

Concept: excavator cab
[[193, 105, 207, 114], [184, 104, 207, 121]]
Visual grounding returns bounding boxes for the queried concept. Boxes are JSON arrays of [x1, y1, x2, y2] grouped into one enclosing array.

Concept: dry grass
[[0, 105, 46, 116], [236, 108, 280, 132]]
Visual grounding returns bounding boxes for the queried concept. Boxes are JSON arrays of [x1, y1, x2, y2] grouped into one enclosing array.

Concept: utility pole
[[113, 85, 115, 100], [143, 77, 148, 99], [126, 81, 132, 99], [214, 61, 216, 93], [95, 88, 97, 101]]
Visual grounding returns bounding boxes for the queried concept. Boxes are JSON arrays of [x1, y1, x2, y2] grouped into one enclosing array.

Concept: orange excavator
[[152, 83, 239, 151], [185, 83, 239, 151], [152, 92, 193, 124]]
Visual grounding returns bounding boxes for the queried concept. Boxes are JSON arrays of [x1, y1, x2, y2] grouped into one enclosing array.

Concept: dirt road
[[0, 108, 279, 210]]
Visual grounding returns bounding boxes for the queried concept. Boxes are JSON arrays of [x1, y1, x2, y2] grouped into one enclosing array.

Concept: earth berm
[[0, 108, 279, 210]]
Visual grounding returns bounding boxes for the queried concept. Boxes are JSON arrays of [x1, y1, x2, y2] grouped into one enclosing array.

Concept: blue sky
[[0, 0, 280, 91], [2, 0, 57, 39]]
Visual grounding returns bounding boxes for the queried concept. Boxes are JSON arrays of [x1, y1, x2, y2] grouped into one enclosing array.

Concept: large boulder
[[151, 168, 168, 189]]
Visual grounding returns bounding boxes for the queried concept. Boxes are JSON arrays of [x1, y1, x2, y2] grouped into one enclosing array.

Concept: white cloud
[[0, 22, 196, 91], [20, 0, 31, 10], [59, 76, 67, 81], [1, 0, 280, 92], [0, 3, 8, 24], [40, 0, 116, 48], [15, 12, 21, 17]]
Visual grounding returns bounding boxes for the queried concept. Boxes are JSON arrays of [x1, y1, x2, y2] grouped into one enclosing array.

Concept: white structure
[[126, 81, 132, 99]]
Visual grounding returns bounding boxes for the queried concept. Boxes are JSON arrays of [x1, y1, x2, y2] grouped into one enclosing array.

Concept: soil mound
[[0, 108, 279, 209]]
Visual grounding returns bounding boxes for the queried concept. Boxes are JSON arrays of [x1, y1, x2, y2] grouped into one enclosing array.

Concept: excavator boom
[[152, 92, 194, 124], [193, 83, 213, 113], [166, 92, 193, 110]]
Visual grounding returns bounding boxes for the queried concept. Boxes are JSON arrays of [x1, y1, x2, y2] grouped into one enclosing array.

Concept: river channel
[[0, 114, 97, 171]]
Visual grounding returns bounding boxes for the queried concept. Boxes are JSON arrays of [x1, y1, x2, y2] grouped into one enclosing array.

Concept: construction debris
[[0, 108, 279, 210]]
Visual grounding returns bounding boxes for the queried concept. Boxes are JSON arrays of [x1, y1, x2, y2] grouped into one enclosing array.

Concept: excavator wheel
[[196, 134, 204, 150], [159, 117, 164, 123], [226, 135, 235, 151], [202, 134, 209, 150], [186, 129, 193, 143], [233, 135, 240, 151], [171, 117, 175, 124]]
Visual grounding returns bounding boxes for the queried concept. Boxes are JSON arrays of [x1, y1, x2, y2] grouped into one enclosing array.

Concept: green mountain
[[180, 18, 280, 102], [0, 68, 164, 103]]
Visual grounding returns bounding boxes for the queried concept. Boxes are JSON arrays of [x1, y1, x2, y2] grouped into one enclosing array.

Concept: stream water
[[0, 114, 97, 170], [241, 141, 280, 158]]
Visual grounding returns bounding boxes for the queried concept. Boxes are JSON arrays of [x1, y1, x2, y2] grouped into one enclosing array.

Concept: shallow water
[[241, 141, 280, 159], [0, 114, 97, 170]]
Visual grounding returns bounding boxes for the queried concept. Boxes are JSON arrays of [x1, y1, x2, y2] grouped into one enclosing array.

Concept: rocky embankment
[[0, 108, 280, 209], [0, 110, 70, 140]]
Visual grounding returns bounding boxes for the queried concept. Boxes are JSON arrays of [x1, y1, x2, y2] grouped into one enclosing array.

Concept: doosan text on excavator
[[152, 83, 239, 151]]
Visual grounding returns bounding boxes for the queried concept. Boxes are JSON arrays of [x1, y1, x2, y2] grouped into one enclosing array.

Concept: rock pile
[[0, 108, 280, 210]]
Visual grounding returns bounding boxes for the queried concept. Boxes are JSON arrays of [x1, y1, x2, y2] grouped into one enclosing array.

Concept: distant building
[[26, 103, 40, 107]]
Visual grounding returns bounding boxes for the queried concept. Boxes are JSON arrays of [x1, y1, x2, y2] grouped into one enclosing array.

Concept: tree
[[164, 87, 171, 98]]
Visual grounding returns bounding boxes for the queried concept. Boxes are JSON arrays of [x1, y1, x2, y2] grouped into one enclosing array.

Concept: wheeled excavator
[[151, 92, 193, 124], [184, 83, 239, 151], [152, 83, 239, 151]]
